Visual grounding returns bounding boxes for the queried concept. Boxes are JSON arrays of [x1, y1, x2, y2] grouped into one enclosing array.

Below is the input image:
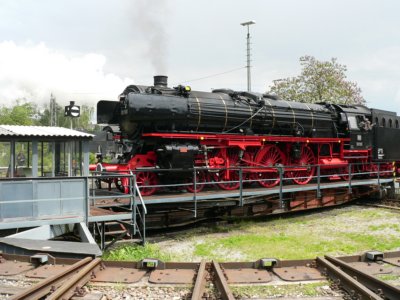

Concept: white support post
[[10, 141, 15, 177], [68, 141, 72, 177], [52, 142, 56, 177], [82, 141, 90, 176], [32, 140, 38, 177]]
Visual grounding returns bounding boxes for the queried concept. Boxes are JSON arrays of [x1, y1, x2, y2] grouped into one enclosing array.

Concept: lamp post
[[240, 20, 256, 92]]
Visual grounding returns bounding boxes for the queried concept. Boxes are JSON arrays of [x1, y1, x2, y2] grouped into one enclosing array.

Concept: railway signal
[[64, 101, 80, 117]]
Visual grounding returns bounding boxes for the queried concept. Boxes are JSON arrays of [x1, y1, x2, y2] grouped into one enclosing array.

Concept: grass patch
[[191, 227, 400, 261], [231, 282, 328, 298], [103, 242, 171, 261], [368, 224, 400, 232], [103, 207, 400, 262], [376, 274, 400, 281]]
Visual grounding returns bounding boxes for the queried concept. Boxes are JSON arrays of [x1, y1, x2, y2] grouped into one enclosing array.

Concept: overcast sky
[[0, 0, 399, 114]]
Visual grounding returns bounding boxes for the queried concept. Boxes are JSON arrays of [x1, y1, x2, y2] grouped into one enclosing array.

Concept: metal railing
[[131, 172, 147, 244], [0, 161, 393, 246], [107, 161, 395, 215], [0, 177, 89, 230], [88, 171, 147, 247]]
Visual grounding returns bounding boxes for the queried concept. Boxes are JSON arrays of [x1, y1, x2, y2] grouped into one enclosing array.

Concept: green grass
[[102, 242, 172, 261], [376, 274, 400, 281], [231, 282, 328, 298], [190, 231, 400, 261], [103, 207, 400, 262], [368, 223, 400, 232]]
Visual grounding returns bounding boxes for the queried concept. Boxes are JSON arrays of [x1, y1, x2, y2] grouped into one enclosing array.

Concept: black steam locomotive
[[94, 76, 400, 195]]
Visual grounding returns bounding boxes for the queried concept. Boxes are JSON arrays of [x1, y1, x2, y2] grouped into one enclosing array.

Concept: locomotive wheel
[[383, 164, 394, 177], [186, 170, 206, 193], [254, 145, 285, 188], [369, 164, 378, 178], [241, 148, 258, 186], [288, 145, 315, 185], [136, 171, 158, 196], [340, 165, 353, 181], [211, 149, 240, 190], [115, 177, 130, 194], [371, 163, 392, 178]]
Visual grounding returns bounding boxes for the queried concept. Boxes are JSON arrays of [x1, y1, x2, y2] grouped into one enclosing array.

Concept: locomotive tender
[[95, 75, 400, 195]]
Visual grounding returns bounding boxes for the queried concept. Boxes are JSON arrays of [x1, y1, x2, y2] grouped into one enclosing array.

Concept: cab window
[[347, 116, 359, 130]]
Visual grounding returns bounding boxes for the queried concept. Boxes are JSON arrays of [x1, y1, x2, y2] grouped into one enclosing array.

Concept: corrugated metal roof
[[0, 125, 94, 139]]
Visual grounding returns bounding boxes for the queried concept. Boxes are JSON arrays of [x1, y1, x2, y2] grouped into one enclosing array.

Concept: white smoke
[[131, 0, 170, 74], [0, 41, 133, 107]]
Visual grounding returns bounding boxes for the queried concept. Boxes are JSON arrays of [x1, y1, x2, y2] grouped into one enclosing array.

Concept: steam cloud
[[132, 0, 169, 75], [0, 41, 133, 106]]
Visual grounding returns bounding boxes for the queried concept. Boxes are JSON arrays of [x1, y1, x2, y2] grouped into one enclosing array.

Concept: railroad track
[[1, 251, 400, 299]]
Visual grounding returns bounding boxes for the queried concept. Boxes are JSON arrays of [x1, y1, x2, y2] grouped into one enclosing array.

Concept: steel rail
[[10, 257, 92, 300], [212, 261, 235, 300], [316, 257, 383, 300], [325, 255, 400, 300], [191, 260, 207, 300], [47, 258, 102, 300]]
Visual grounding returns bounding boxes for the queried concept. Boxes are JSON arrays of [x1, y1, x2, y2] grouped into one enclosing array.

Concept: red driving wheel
[[136, 171, 159, 196], [254, 145, 285, 188], [288, 145, 315, 185], [211, 149, 240, 190]]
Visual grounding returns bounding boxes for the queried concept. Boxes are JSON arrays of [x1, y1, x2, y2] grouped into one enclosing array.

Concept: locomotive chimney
[[154, 75, 168, 87]]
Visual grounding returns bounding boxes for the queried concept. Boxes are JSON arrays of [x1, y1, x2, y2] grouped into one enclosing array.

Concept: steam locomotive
[[94, 75, 400, 195]]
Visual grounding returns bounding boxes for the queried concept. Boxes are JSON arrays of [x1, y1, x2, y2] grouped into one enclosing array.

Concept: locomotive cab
[[333, 104, 372, 150]]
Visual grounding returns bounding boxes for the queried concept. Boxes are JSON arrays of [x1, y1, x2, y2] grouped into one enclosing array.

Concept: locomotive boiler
[[94, 75, 400, 195]]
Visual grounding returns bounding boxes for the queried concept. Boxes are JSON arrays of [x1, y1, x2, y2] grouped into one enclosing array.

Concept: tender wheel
[[372, 164, 393, 178], [254, 145, 285, 188], [186, 170, 206, 193], [288, 145, 315, 185], [136, 171, 158, 196], [211, 149, 240, 190]]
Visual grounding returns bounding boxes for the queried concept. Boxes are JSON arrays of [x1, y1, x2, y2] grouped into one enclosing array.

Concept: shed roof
[[0, 125, 94, 139]]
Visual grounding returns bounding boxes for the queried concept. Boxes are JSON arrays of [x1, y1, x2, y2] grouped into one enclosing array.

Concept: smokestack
[[154, 75, 168, 87]]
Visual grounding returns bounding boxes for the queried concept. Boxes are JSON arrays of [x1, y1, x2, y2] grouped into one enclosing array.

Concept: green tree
[[38, 102, 97, 132], [0, 100, 39, 125], [267, 56, 365, 105]]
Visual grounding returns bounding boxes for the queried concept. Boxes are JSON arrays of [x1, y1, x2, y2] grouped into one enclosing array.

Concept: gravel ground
[[87, 285, 191, 300], [2, 205, 399, 299], [0, 278, 35, 300]]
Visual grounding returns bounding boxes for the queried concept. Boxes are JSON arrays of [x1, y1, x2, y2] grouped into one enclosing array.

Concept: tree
[[267, 56, 365, 105], [0, 100, 39, 125], [38, 102, 98, 132]]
